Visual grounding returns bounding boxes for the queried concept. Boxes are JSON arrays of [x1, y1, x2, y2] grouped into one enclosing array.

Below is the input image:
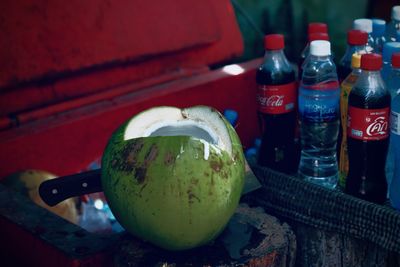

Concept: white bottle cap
[[353, 18, 373, 33], [310, 40, 331, 56], [392, 6, 400, 21]]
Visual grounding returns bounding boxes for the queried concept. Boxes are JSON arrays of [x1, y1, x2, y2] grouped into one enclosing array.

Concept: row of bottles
[[255, 5, 400, 207]]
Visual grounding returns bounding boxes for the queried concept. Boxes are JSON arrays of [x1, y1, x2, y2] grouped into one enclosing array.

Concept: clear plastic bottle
[[353, 18, 374, 52], [298, 40, 340, 188], [385, 5, 400, 42], [338, 53, 362, 189], [387, 53, 400, 207], [382, 42, 400, 81], [346, 53, 391, 204], [338, 30, 368, 81], [372, 19, 387, 53], [389, 89, 400, 210], [299, 32, 330, 80], [298, 23, 328, 77]]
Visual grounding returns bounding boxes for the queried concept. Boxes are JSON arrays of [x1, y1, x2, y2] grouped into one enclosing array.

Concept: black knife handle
[[39, 169, 102, 206]]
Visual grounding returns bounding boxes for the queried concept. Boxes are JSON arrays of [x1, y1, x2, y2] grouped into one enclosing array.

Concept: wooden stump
[[293, 223, 400, 267], [114, 203, 296, 267]]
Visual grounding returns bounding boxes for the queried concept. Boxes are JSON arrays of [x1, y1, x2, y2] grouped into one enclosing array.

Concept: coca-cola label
[[392, 111, 400, 135], [347, 106, 390, 140], [257, 82, 297, 114]]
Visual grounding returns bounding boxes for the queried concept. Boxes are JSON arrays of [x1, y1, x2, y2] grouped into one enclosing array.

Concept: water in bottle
[[382, 42, 400, 81], [353, 18, 374, 52], [387, 53, 400, 207], [389, 88, 400, 210], [256, 34, 297, 174], [372, 19, 386, 53], [298, 40, 340, 188], [385, 5, 400, 42], [299, 32, 329, 79], [299, 23, 329, 74], [346, 53, 391, 204]]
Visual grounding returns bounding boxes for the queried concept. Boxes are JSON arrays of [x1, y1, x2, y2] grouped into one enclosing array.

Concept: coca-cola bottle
[[338, 29, 368, 81], [256, 34, 297, 174], [346, 53, 391, 204]]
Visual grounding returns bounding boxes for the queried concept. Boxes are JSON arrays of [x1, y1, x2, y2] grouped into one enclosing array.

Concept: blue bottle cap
[[254, 138, 262, 148], [223, 109, 238, 126], [245, 147, 258, 158], [382, 42, 400, 63], [372, 19, 386, 38]]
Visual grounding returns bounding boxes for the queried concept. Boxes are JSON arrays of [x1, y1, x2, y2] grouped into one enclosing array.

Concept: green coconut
[[101, 106, 245, 250]]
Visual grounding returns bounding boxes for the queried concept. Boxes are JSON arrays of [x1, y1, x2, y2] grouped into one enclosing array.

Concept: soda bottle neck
[[351, 68, 362, 75], [357, 69, 386, 92], [264, 49, 288, 61], [342, 44, 367, 61], [262, 49, 292, 72]]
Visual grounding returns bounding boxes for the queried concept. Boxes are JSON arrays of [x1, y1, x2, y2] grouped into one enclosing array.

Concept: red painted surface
[[0, 0, 243, 116], [0, 59, 261, 178], [0, 2, 258, 265]]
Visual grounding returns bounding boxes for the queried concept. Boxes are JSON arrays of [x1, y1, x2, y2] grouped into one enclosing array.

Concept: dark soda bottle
[[256, 34, 297, 174], [338, 30, 368, 81], [346, 53, 391, 204]]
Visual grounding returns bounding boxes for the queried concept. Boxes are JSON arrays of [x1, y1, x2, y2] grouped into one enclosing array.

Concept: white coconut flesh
[[123, 106, 233, 158]]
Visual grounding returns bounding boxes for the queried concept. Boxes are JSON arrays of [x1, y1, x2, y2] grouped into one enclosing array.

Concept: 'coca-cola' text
[[257, 82, 297, 114]]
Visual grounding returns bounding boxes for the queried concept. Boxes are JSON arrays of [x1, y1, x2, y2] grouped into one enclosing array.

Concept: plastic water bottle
[[389, 89, 400, 210], [385, 6, 400, 42], [299, 32, 330, 79], [372, 19, 387, 53], [388, 53, 400, 208], [353, 18, 374, 52], [382, 42, 400, 81], [298, 22, 329, 74], [298, 40, 340, 188]]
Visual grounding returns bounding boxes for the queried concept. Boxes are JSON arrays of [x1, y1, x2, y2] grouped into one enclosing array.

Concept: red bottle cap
[[347, 30, 368, 45], [361, 53, 382, 70], [308, 32, 329, 42], [264, 34, 284, 50], [392, 53, 400, 68], [308, 22, 328, 35]]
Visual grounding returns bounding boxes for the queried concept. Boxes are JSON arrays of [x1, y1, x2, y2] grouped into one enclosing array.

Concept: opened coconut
[[101, 106, 245, 250]]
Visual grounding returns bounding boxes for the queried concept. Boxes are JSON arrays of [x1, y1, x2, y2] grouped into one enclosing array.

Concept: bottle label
[[338, 79, 357, 188], [347, 107, 390, 140], [392, 110, 400, 135], [298, 82, 340, 122], [257, 82, 297, 114]]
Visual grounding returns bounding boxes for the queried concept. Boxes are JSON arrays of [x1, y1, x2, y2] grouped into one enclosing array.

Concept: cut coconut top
[[123, 106, 232, 156]]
